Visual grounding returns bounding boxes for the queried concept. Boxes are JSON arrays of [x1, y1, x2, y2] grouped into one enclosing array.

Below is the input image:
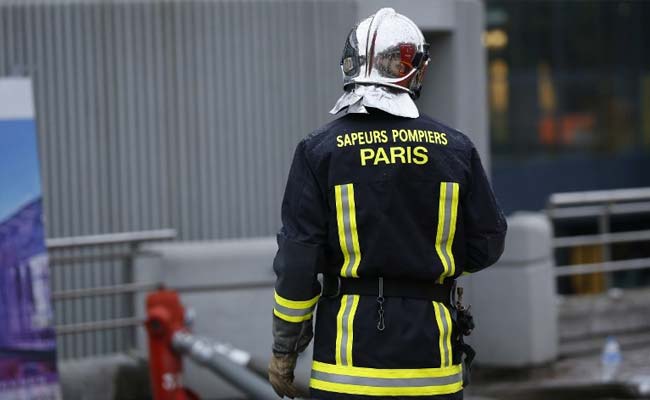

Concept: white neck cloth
[[329, 84, 419, 119]]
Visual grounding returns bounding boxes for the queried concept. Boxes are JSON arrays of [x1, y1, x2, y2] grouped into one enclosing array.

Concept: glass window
[[486, 1, 650, 160]]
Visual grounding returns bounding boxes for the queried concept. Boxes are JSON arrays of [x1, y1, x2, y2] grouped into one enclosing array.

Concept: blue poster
[[0, 79, 61, 400]]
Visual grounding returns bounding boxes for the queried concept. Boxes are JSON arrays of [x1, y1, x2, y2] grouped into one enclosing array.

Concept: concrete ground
[[57, 343, 650, 400], [467, 341, 650, 400]]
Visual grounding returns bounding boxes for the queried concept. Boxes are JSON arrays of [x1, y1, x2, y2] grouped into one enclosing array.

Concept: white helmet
[[340, 8, 430, 99]]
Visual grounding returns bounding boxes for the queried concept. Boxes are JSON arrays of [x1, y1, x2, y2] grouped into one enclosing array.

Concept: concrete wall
[[462, 213, 558, 367]]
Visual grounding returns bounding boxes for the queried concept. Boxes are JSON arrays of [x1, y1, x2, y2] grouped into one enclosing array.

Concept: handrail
[[547, 201, 650, 220], [555, 257, 650, 277], [52, 282, 161, 300], [553, 229, 650, 248], [548, 187, 650, 207], [53, 281, 276, 336], [46, 229, 177, 250], [56, 317, 143, 335], [52, 280, 276, 301]]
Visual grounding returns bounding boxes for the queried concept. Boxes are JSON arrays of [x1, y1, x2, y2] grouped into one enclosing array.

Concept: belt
[[321, 275, 455, 305]]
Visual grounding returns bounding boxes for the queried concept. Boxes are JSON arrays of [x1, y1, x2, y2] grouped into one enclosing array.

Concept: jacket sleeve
[[272, 140, 327, 354], [462, 147, 507, 273]]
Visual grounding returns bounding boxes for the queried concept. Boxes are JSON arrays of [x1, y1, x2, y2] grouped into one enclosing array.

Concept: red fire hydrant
[[145, 289, 198, 400]]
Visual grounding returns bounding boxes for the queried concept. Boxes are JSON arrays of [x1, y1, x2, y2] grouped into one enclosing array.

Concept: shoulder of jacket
[[418, 113, 475, 151], [300, 115, 349, 154]]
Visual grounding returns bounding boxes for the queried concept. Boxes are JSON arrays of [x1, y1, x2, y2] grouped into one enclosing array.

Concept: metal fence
[[547, 187, 650, 282], [48, 229, 176, 359], [48, 229, 278, 359], [545, 188, 650, 354]]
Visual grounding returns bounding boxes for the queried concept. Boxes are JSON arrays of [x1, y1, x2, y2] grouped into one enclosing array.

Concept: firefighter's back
[[308, 110, 475, 282], [268, 9, 506, 400], [305, 109, 473, 400]]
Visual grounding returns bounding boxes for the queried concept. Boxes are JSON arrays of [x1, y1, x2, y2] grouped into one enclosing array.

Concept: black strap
[[322, 275, 454, 305]]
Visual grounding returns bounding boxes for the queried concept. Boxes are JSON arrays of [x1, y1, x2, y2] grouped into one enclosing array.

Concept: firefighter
[[268, 8, 507, 400]]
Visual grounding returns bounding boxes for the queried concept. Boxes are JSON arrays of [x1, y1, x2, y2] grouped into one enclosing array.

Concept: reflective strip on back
[[433, 301, 453, 367], [310, 361, 463, 396], [311, 370, 461, 387], [335, 294, 359, 366], [335, 184, 361, 278], [435, 182, 459, 282]]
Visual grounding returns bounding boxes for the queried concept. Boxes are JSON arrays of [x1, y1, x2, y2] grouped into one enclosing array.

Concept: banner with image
[[0, 78, 61, 400]]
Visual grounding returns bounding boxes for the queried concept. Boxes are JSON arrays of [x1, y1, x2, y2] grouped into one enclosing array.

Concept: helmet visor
[[375, 43, 429, 80]]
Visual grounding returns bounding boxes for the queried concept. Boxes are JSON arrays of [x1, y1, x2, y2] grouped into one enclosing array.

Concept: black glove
[[272, 315, 314, 354]]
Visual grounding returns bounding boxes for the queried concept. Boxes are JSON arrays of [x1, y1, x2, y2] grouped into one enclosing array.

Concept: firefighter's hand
[[268, 352, 300, 399]]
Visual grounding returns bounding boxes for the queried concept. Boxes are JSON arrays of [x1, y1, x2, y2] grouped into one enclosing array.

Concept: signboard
[[0, 78, 61, 400]]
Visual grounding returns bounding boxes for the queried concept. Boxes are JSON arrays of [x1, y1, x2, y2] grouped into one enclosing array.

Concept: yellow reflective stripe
[[435, 183, 450, 281], [348, 185, 362, 278], [436, 182, 460, 282], [346, 295, 360, 365], [336, 183, 362, 278], [433, 302, 447, 367], [309, 379, 463, 396], [433, 302, 453, 367], [446, 183, 460, 277], [273, 308, 313, 323], [335, 295, 359, 366], [312, 361, 461, 379], [442, 304, 453, 367], [273, 291, 319, 310], [335, 295, 348, 365], [310, 361, 463, 395], [335, 185, 351, 277]]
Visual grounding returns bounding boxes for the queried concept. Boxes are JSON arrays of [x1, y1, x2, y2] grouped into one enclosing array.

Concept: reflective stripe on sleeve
[[335, 184, 361, 278], [310, 361, 463, 396], [436, 182, 460, 282], [273, 290, 319, 323]]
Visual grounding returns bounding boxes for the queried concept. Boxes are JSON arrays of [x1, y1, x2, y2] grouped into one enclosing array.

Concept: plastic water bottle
[[601, 336, 622, 381]]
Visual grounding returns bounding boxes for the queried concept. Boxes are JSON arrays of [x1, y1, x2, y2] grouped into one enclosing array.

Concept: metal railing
[[49, 229, 276, 359], [52, 281, 277, 302], [48, 229, 176, 359], [547, 187, 650, 280], [51, 281, 276, 336], [547, 188, 650, 353]]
